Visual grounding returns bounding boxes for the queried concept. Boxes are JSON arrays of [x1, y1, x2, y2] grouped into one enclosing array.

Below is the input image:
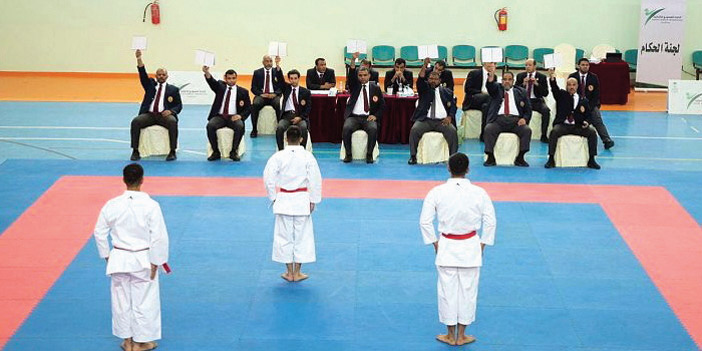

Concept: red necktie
[[292, 88, 299, 114], [568, 95, 576, 123], [222, 87, 232, 116], [264, 70, 271, 94], [526, 73, 533, 98], [152, 83, 163, 114], [580, 75, 586, 95], [362, 84, 369, 113], [504, 91, 510, 116]]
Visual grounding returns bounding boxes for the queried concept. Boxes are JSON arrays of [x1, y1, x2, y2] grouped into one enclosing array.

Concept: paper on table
[[543, 53, 562, 69], [195, 50, 216, 66], [268, 42, 288, 57], [131, 36, 147, 50], [481, 47, 503, 63], [346, 40, 367, 54]]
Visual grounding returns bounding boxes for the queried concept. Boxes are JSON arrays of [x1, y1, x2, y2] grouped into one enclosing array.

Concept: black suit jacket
[[275, 68, 312, 121], [251, 67, 283, 96], [515, 71, 549, 100], [345, 67, 385, 121], [205, 75, 252, 120], [550, 78, 592, 126], [427, 67, 455, 91], [305, 68, 336, 90], [344, 67, 379, 90], [412, 75, 457, 122], [486, 81, 532, 123], [462, 68, 487, 110], [569, 71, 601, 108], [383, 69, 414, 92], [137, 66, 183, 116]]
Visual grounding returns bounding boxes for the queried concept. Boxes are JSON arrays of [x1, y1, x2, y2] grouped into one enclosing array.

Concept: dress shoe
[[604, 139, 615, 149], [540, 136, 549, 143], [483, 154, 496, 167], [130, 150, 141, 161], [544, 157, 555, 169], [165, 150, 176, 161], [343, 154, 352, 163], [365, 154, 374, 163], [408, 156, 417, 165], [250, 130, 258, 138], [587, 159, 601, 170], [514, 158, 530, 167], [229, 152, 240, 161], [207, 151, 221, 161]]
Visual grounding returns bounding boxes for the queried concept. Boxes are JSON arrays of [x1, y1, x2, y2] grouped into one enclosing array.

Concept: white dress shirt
[[420, 178, 496, 267], [218, 85, 238, 116], [149, 83, 166, 113], [94, 190, 169, 275], [263, 145, 323, 216], [352, 83, 371, 116], [429, 88, 448, 119], [284, 86, 299, 113], [481, 68, 490, 93], [497, 88, 520, 116]]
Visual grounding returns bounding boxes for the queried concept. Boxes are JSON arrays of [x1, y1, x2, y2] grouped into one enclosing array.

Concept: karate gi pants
[[437, 266, 480, 326], [273, 214, 316, 263], [110, 269, 161, 342]]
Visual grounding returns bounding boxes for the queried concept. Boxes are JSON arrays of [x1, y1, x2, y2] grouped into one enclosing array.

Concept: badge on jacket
[[167, 96, 174, 103], [372, 96, 378, 103], [301, 100, 306, 106], [239, 100, 245, 107], [588, 85, 594, 92], [447, 101, 452, 107], [519, 101, 525, 107], [580, 106, 586, 113]]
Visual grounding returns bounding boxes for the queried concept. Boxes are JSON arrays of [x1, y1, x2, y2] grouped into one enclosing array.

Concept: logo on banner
[[685, 92, 702, 110], [644, 8, 665, 25]]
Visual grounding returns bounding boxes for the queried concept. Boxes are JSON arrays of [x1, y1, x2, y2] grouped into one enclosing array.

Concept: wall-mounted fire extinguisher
[[494, 7, 508, 31], [143, 0, 161, 25]]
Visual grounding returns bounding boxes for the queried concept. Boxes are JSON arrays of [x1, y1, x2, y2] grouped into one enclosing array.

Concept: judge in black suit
[[203, 66, 251, 161], [250, 55, 282, 138], [305, 58, 336, 90], [274, 57, 312, 151], [516, 59, 551, 143], [408, 58, 458, 165], [343, 52, 385, 163], [545, 69, 600, 169], [345, 58, 379, 90], [462, 62, 498, 141], [130, 49, 182, 161], [569, 58, 614, 149], [384, 58, 414, 93], [483, 71, 533, 167], [427, 60, 454, 91]]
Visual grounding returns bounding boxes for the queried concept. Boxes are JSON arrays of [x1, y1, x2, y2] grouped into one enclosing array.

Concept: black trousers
[[130, 113, 178, 150], [589, 107, 611, 143], [276, 111, 309, 150], [530, 99, 551, 137], [206, 115, 245, 155], [409, 119, 458, 157], [251, 95, 282, 133], [483, 115, 532, 154], [548, 123, 598, 157], [464, 93, 491, 140], [342, 116, 378, 156]]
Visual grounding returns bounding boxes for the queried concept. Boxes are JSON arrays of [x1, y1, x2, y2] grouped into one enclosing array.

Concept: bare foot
[[456, 335, 476, 345], [120, 338, 133, 351], [132, 341, 158, 351], [281, 273, 293, 282], [436, 334, 456, 345], [293, 272, 308, 282]]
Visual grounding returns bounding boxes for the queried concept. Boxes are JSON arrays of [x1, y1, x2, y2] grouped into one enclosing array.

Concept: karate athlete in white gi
[[94, 163, 169, 351], [263, 125, 322, 282], [420, 152, 496, 346]]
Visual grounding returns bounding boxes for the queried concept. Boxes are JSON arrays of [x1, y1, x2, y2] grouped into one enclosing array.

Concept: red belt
[[441, 231, 477, 240], [280, 187, 308, 193]]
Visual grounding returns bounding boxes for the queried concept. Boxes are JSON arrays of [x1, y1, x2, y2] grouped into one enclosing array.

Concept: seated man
[[461, 62, 497, 142], [569, 58, 614, 149], [384, 58, 414, 93], [516, 59, 551, 143], [545, 69, 600, 169], [203, 66, 251, 161], [343, 52, 385, 163], [428, 60, 454, 91], [130, 49, 182, 161], [274, 57, 312, 150], [306, 58, 336, 90], [250, 55, 283, 138], [408, 58, 458, 165], [483, 71, 532, 167]]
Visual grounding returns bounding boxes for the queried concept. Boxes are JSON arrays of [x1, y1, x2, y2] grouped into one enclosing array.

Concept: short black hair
[[361, 59, 372, 66], [225, 69, 237, 76], [448, 153, 469, 176], [578, 58, 590, 65], [502, 71, 515, 79], [357, 66, 370, 75], [286, 125, 302, 143], [435, 60, 446, 67], [429, 71, 441, 78], [394, 58, 406, 66], [287, 69, 300, 78], [123, 163, 144, 187], [315, 58, 326, 66]]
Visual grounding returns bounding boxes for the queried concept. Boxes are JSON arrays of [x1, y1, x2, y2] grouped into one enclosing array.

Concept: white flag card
[[346, 39, 368, 54], [418, 45, 439, 59], [543, 53, 563, 69], [268, 42, 288, 57], [195, 50, 216, 66], [131, 36, 147, 50], [481, 47, 503, 63]]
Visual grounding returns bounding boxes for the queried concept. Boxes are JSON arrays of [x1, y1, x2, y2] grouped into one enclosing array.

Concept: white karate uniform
[[263, 145, 322, 263], [420, 178, 496, 326], [94, 190, 169, 343]]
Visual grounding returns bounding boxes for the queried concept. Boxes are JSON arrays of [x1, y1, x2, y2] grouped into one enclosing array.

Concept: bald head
[[566, 77, 579, 94], [262, 55, 273, 69], [155, 68, 168, 83], [525, 59, 536, 73]]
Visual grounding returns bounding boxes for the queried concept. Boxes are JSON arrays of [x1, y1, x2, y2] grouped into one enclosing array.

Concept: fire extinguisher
[[143, 0, 161, 25], [494, 7, 508, 31]]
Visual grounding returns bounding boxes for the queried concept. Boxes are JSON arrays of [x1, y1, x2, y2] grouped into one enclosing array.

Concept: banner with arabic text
[[636, 0, 686, 87]]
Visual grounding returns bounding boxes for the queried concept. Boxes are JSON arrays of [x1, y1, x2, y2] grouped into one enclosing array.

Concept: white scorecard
[[195, 50, 216, 67], [131, 36, 147, 50], [481, 47, 503, 63], [268, 42, 288, 57]]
